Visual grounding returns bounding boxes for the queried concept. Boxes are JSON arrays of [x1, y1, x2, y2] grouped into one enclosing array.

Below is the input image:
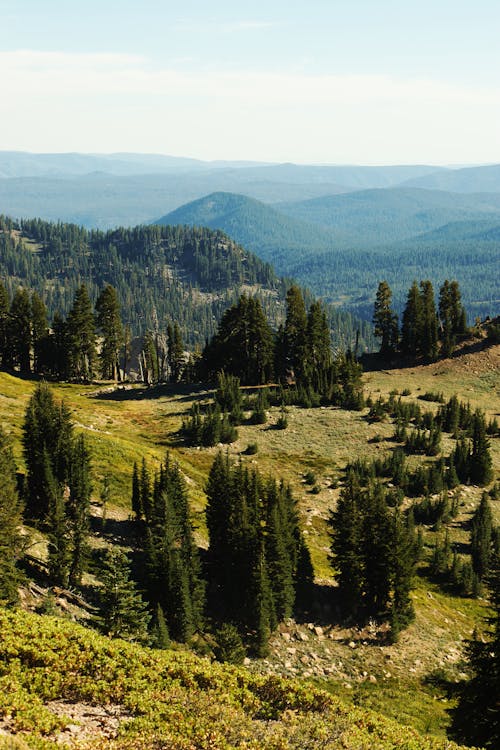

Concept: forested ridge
[[0, 215, 374, 351]]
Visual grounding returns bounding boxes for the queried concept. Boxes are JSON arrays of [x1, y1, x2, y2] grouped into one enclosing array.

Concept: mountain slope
[[402, 163, 500, 193], [0, 216, 374, 351], [0, 608, 472, 750], [277, 187, 500, 246], [156, 191, 333, 257]]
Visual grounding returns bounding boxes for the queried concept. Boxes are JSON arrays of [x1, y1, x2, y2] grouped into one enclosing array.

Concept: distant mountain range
[[1, 151, 499, 325], [157, 190, 500, 322]]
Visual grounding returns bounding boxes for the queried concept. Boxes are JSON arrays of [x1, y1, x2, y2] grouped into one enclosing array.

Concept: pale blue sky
[[1, 0, 499, 163]]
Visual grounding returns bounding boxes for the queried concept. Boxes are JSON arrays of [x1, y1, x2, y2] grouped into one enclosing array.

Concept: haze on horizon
[[1, 0, 500, 165]]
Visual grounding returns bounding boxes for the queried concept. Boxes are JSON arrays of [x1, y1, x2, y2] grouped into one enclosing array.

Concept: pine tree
[[67, 434, 91, 587], [95, 284, 123, 380], [0, 281, 9, 369], [141, 456, 204, 641], [439, 279, 455, 356], [0, 428, 24, 603], [97, 548, 150, 642], [167, 321, 184, 382], [329, 475, 364, 617], [51, 311, 69, 380], [400, 281, 423, 356], [31, 292, 49, 374], [284, 285, 308, 383], [45, 454, 70, 587], [9, 287, 32, 373], [66, 283, 96, 381], [151, 603, 170, 649], [451, 554, 500, 748], [471, 493, 493, 580], [362, 483, 393, 616], [419, 280, 438, 360], [469, 410, 493, 486], [23, 384, 72, 520], [390, 510, 416, 641], [373, 281, 399, 355], [203, 295, 274, 385], [131, 462, 142, 520]]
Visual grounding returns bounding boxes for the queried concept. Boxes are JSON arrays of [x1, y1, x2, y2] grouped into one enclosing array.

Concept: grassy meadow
[[0, 343, 498, 745]]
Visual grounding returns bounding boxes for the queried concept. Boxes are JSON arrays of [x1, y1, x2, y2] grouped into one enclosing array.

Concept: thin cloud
[[1, 50, 499, 163]]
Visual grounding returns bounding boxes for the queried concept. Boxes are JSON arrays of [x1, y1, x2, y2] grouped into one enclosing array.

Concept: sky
[[1, 0, 500, 164]]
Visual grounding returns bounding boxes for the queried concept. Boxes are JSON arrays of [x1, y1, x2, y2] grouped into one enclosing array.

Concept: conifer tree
[[98, 548, 150, 642], [329, 475, 364, 617], [51, 311, 69, 380], [373, 281, 399, 355], [284, 285, 308, 383], [151, 603, 170, 649], [439, 279, 466, 356], [23, 384, 73, 520], [46, 460, 70, 587], [31, 292, 49, 374], [469, 410, 493, 486], [451, 554, 500, 748], [400, 281, 423, 356], [167, 321, 184, 382], [390, 510, 416, 640], [67, 434, 92, 587], [140, 456, 204, 641], [131, 462, 142, 521], [0, 428, 24, 603], [419, 280, 438, 360], [471, 493, 494, 580], [95, 284, 123, 380], [0, 281, 9, 369], [66, 284, 96, 381], [9, 287, 32, 373], [203, 295, 274, 384], [362, 483, 393, 615]]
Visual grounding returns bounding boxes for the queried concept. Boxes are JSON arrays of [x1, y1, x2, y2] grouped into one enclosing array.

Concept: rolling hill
[[156, 190, 500, 322], [402, 163, 500, 193], [0, 155, 450, 229], [277, 187, 500, 245]]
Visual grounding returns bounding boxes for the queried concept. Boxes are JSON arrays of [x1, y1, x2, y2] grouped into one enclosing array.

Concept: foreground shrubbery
[[0, 608, 476, 749]]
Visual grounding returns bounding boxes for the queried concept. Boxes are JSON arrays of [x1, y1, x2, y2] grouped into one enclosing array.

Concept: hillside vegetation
[[157, 190, 500, 322], [0, 608, 476, 749]]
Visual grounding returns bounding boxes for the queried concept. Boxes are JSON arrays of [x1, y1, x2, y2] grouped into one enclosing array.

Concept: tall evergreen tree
[[0, 281, 10, 369], [23, 383, 73, 520], [439, 279, 466, 356], [469, 410, 493, 486], [97, 547, 150, 642], [9, 287, 32, 373], [390, 510, 416, 640], [419, 280, 439, 360], [284, 285, 308, 383], [451, 554, 500, 748], [471, 493, 494, 580], [203, 295, 274, 384], [167, 321, 185, 382], [373, 281, 399, 355], [400, 281, 423, 356], [95, 284, 123, 380], [0, 428, 24, 603], [66, 283, 96, 381], [31, 292, 49, 374], [67, 434, 92, 587], [329, 475, 364, 617], [140, 456, 204, 641]]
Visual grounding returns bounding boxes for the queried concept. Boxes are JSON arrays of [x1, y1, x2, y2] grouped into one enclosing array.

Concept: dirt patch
[[47, 701, 132, 745]]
